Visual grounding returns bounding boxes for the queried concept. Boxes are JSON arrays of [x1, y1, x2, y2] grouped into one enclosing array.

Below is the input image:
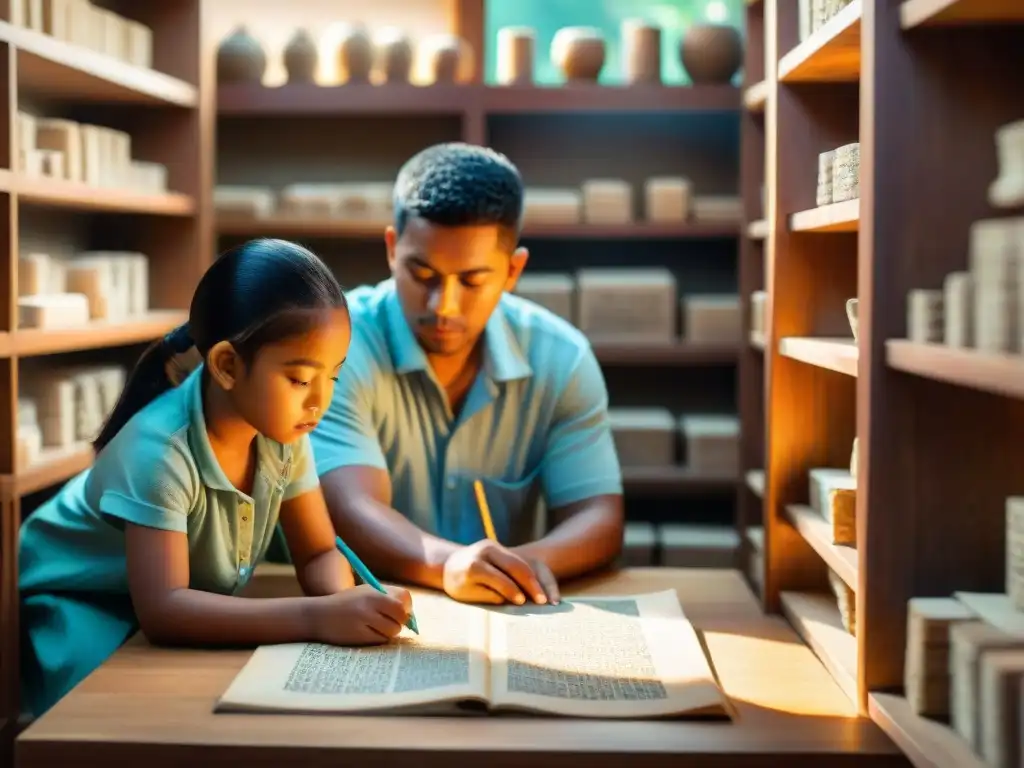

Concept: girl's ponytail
[[92, 323, 201, 453]]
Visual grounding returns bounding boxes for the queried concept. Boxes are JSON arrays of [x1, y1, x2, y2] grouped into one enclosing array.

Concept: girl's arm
[[278, 487, 355, 596], [125, 523, 322, 646]]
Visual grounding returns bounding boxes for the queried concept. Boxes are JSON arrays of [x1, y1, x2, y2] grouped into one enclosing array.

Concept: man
[[311, 142, 624, 606]]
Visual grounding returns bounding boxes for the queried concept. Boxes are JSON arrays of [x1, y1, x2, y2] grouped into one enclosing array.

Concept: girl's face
[[230, 308, 352, 444]]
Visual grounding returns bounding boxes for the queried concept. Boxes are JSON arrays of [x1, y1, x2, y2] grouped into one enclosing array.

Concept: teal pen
[[335, 535, 419, 634]]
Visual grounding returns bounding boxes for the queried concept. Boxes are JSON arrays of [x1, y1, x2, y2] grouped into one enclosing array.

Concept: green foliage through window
[[484, 0, 746, 86]]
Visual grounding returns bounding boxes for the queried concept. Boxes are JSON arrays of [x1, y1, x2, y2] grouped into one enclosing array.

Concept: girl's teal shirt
[[18, 366, 318, 716]]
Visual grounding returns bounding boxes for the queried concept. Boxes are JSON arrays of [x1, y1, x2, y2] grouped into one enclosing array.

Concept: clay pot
[[680, 24, 743, 84], [337, 25, 374, 84], [550, 26, 605, 82], [496, 26, 535, 85], [283, 28, 318, 84], [420, 34, 469, 84], [216, 25, 267, 85], [374, 27, 413, 83]]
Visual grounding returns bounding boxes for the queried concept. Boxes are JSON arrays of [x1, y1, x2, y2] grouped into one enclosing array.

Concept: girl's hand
[[307, 584, 412, 645]]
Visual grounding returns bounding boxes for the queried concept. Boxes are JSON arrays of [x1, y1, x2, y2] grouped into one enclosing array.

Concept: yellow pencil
[[473, 480, 498, 542]]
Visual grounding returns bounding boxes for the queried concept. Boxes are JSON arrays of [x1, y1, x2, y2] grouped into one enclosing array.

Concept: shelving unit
[[752, 0, 1024, 762], [211, 0, 745, 532], [737, 0, 767, 595], [0, 1, 212, 757]]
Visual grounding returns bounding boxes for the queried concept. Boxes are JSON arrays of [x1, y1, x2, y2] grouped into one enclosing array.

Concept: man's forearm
[[321, 468, 458, 589], [513, 495, 624, 580]]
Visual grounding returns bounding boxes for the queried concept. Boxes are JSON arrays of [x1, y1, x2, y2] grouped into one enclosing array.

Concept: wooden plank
[[0, 21, 196, 106], [887, 341, 1024, 400], [778, 0, 862, 82], [785, 505, 858, 590], [789, 200, 860, 232], [779, 337, 858, 376], [900, 0, 1024, 28], [781, 591, 858, 704]]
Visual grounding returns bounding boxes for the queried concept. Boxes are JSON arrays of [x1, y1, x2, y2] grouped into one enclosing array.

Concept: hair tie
[[163, 324, 202, 386]]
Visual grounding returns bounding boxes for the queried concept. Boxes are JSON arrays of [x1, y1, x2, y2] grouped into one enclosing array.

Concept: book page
[[487, 589, 726, 718], [215, 590, 490, 714]]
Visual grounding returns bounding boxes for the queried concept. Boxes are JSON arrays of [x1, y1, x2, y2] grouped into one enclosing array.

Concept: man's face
[[386, 217, 528, 357]]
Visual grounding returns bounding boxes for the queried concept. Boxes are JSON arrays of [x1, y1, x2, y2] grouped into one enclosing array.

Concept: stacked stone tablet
[[680, 415, 739, 474], [907, 289, 944, 344], [903, 597, 976, 717], [943, 271, 974, 348], [658, 524, 739, 568], [969, 217, 1020, 352], [809, 468, 857, 546], [1007, 497, 1024, 611], [644, 177, 691, 222], [832, 143, 860, 203], [576, 268, 677, 341], [581, 179, 633, 224], [608, 407, 676, 467], [682, 295, 741, 343], [514, 274, 575, 324]]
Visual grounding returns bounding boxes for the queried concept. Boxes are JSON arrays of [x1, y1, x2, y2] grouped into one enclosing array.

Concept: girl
[[18, 238, 412, 717]]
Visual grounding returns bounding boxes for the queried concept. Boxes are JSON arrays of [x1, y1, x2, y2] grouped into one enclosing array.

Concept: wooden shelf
[[0, 310, 186, 358], [590, 341, 738, 366], [621, 466, 737, 495], [743, 80, 768, 112], [779, 337, 859, 376], [887, 341, 1024, 400], [0, 21, 196, 106], [15, 175, 195, 216], [789, 200, 860, 232], [15, 444, 93, 497], [482, 84, 742, 114], [868, 693, 986, 768], [747, 219, 768, 239], [746, 525, 765, 551], [785, 505, 858, 590], [217, 215, 739, 240], [780, 591, 858, 704], [779, 0, 863, 82], [217, 83, 742, 116], [900, 0, 1024, 28], [745, 469, 765, 497]]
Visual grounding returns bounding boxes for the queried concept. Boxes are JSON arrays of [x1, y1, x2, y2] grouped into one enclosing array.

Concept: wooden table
[[16, 567, 908, 768]]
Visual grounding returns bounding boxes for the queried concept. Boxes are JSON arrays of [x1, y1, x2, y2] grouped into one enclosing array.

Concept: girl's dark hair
[[93, 238, 347, 453]]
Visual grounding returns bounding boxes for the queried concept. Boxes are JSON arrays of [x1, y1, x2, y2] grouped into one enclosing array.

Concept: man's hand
[[442, 540, 560, 605]]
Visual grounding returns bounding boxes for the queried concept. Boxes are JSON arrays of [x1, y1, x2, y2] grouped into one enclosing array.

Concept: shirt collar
[[382, 281, 532, 383], [184, 366, 289, 493]]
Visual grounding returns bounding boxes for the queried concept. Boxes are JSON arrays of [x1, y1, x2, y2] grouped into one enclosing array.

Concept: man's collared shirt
[[311, 279, 623, 546]]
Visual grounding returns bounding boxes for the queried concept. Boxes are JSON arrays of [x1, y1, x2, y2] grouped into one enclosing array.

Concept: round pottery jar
[[550, 26, 605, 82], [337, 25, 374, 84], [216, 25, 267, 84], [374, 27, 413, 83], [420, 34, 469, 84], [679, 23, 743, 84], [283, 28, 318, 84]]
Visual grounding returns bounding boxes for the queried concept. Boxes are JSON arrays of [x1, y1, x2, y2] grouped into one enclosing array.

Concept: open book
[[215, 589, 727, 719]]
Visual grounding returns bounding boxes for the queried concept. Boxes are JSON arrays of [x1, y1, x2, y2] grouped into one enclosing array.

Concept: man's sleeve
[[309, 347, 388, 477], [540, 344, 623, 509]]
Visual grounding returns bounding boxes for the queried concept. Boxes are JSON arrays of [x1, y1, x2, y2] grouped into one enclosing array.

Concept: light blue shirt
[[310, 279, 623, 546], [18, 365, 319, 716]]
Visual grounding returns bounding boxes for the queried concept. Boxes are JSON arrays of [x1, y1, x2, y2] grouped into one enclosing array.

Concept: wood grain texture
[[16, 567, 907, 768], [737, 0, 769, 584], [857, 3, 1024, 712]]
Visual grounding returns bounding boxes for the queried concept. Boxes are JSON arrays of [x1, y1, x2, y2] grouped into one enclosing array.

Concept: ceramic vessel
[[283, 28, 318, 84], [420, 34, 469, 83], [551, 26, 605, 81], [374, 27, 413, 83], [846, 298, 859, 340], [337, 25, 374, 84], [496, 26, 535, 85], [679, 24, 743, 84], [216, 25, 267, 84]]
